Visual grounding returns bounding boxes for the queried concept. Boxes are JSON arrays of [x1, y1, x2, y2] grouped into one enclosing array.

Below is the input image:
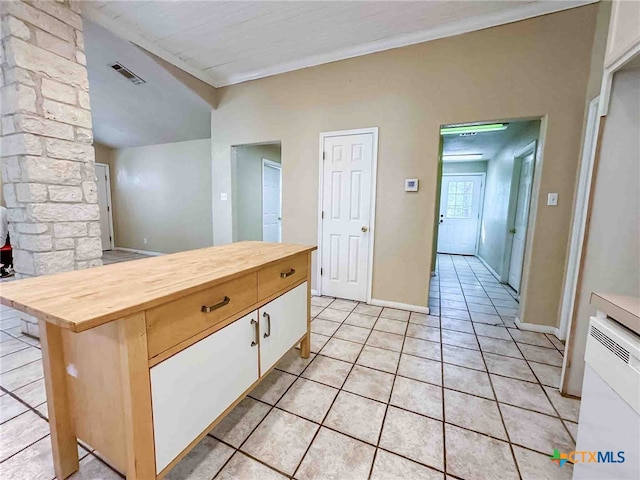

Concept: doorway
[[95, 162, 114, 251], [318, 128, 378, 302], [262, 159, 282, 242]]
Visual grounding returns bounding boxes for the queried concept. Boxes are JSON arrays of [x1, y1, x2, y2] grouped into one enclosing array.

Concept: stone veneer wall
[[0, 0, 102, 337]]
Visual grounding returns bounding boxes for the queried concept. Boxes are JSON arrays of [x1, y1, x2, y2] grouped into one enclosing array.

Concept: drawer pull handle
[[280, 269, 296, 278], [201, 296, 230, 313], [263, 312, 271, 338], [251, 319, 258, 347]]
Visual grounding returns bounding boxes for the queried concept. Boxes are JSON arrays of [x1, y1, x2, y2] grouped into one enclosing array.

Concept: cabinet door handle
[[201, 296, 230, 313], [263, 311, 271, 338], [251, 318, 258, 347], [280, 269, 295, 278]]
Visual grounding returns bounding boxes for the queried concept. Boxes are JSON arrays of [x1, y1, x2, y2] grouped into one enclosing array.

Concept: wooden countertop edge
[[0, 246, 317, 333], [590, 292, 640, 336]]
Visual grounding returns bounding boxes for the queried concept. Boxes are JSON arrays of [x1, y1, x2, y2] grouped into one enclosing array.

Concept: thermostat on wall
[[405, 179, 419, 192]]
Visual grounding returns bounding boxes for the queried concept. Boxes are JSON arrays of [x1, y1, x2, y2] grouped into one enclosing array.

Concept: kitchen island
[[0, 241, 316, 479]]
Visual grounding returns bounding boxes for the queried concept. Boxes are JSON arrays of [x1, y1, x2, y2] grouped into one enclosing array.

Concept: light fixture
[[440, 123, 508, 135], [442, 154, 484, 162]]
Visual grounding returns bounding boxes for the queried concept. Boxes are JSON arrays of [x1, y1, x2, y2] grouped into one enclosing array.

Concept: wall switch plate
[[405, 179, 419, 192], [220, 193, 228, 201], [547, 193, 558, 206]]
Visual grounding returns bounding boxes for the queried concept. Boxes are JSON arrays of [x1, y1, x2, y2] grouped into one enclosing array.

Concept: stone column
[[1, 1, 102, 337]]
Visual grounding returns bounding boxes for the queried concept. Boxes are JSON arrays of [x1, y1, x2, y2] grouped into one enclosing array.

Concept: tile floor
[[0, 253, 580, 479]]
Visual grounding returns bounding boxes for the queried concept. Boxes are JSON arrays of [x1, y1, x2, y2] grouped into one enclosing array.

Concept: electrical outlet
[[143, 237, 148, 245], [547, 193, 558, 206], [220, 193, 228, 201]]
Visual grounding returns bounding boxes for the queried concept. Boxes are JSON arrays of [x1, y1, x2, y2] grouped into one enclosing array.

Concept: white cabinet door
[[259, 282, 308, 374], [150, 311, 259, 473]]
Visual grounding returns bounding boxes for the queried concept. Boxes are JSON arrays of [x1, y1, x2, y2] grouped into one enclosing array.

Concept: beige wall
[[478, 121, 540, 277], [232, 143, 281, 241], [442, 161, 487, 175], [109, 139, 212, 253], [211, 6, 598, 318], [563, 68, 640, 396]]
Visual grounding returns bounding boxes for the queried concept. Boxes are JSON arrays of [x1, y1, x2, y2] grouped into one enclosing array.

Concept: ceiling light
[[442, 154, 484, 162], [440, 123, 508, 135]]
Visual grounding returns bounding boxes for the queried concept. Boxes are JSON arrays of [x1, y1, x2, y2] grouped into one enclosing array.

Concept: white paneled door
[[95, 163, 113, 250], [508, 151, 535, 292], [437, 174, 484, 255], [262, 160, 282, 242], [321, 132, 375, 301]]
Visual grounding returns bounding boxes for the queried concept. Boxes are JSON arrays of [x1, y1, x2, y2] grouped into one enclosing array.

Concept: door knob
[[509, 228, 517, 234], [361, 226, 368, 233]]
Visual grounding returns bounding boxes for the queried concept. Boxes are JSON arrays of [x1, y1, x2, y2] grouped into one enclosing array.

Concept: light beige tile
[[0, 394, 28, 423], [249, 369, 297, 405], [215, 452, 287, 480], [312, 296, 335, 308], [277, 378, 338, 422], [380, 308, 410, 322], [391, 375, 442, 420], [491, 374, 555, 415], [12, 379, 46, 408], [513, 445, 573, 480], [310, 333, 330, 353], [467, 303, 498, 315], [321, 337, 363, 363], [0, 360, 44, 392], [547, 335, 565, 352], [330, 299, 359, 312], [325, 391, 386, 444], [301, 355, 352, 388], [370, 449, 443, 480], [409, 313, 440, 327], [406, 324, 440, 342], [465, 295, 493, 306], [69, 454, 122, 480], [444, 389, 506, 439], [296, 427, 375, 480], [242, 409, 318, 475], [470, 311, 504, 325], [374, 318, 407, 335], [439, 308, 470, 321], [564, 421, 578, 441], [311, 318, 341, 336], [519, 344, 564, 367], [441, 299, 467, 310], [356, 345, 400, 373], [311, 305, 324, 317], [508, 329, 555, 348], [343, 365, 395, 403], [0, 410, 50, 462], [334, 324, 371, 344], [445, 423, 519, 480], [0, 338, 30, 357], [440, 317, 474, 334], [398, 354, 442, 386], [441, 329, 479, 350], [474, 324, 512, 341], [366, 330, 404, 352], [442, 344, 485, 371], [345, 312, 378, 329], [276, 348, 315, 375], [353, 304, 383, 317], [402, 337, 441, 361], [0, 348, 41, 374], [443, 363, 494, 399], [210, 397, 271, 447], [380, 406, 443, 470], [317, 308, 350, 322], [529, 361, 562, 388], [484, 352, 536, 382], [477, 336, 523, 359], [501, 404, 574, 453], [165, 436, 234, 479], [544, 387, 581, 422]]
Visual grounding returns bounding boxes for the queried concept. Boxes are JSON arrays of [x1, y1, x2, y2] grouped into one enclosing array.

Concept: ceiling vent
[[109, 62, 145, 85]]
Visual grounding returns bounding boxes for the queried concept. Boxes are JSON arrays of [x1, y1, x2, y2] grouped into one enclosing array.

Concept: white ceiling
[[83, 0, 596, 88], [85, 20, 212, 148]]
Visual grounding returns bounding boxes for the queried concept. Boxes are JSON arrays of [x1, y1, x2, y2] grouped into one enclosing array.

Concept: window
[[446, 181, 473, 218]]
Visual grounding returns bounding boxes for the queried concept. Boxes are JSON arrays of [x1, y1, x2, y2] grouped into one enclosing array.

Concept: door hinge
[[320, 268, 323, 276], [105, 175, 108, 181], [322, 151, 325, 161], [107, 206, 110, 212], [321, 211, 324, 219], [109, 236, 112, 241]]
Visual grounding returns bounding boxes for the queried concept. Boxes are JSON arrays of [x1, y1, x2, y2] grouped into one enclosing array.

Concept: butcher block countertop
[[0, 242, 316, 333], [591, 292, 640, 336]]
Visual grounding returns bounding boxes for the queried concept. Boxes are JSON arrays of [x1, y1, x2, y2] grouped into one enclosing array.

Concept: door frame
[[261, 158, 282, 242], [437, 172, 486, 256], [95, 162, 115, 250], [316, 127, 379, 302], [502, 140, 537, 292]]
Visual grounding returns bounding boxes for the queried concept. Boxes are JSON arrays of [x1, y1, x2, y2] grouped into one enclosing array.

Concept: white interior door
[[262, 160, 282, 242], [437, 175, 483, 255], [508, 152, 535, 291], [95, 163, 112, 250], [321, 132, 374, 301]]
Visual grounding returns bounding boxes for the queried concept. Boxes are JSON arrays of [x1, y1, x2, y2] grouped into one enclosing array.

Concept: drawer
[[258, 253, 308, 300], [146, 273, 257, 358]]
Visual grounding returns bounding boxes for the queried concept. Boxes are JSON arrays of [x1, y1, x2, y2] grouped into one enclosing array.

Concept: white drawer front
[[150, 311, 259, 473], [259, 282, 308, 374]]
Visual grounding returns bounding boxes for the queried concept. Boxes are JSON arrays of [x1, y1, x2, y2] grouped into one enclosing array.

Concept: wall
[[231, 143, 281, 242], [563, 68, 640, 396], [109, 139, 212, 253], [478, 121, 540, 277], [211, 6, 598, 319], [442, 161, 487, 174]]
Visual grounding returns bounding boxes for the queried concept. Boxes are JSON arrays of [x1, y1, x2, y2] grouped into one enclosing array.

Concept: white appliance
[[574, 314, 640, 480]]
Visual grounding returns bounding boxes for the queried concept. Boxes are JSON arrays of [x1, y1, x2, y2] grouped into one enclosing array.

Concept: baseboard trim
[[477, 255, 503, 283], [311, 289, 319, 296], [114, 247, 165, 257], [515, 316, 561, 338], [369, 299, 430, 315]]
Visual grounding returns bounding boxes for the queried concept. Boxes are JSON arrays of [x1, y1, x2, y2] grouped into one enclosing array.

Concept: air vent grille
[[590, 325, 630, 364], [109, 62, 145, 85]]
